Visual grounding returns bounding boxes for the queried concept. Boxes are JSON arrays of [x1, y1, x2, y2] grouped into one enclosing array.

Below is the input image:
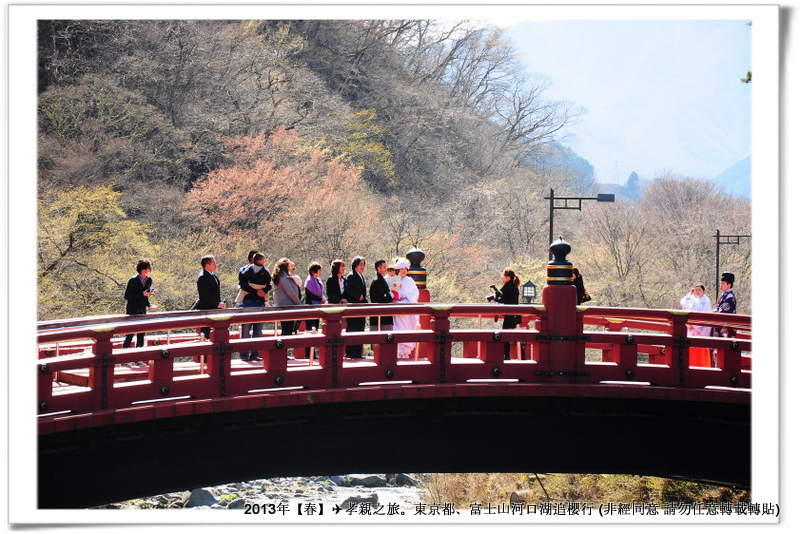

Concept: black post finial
[[406, 246, 427, 289], [547, 238, 573, 285]]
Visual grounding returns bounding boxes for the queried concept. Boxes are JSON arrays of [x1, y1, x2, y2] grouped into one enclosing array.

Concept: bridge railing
[[37, 301, 751, 428]]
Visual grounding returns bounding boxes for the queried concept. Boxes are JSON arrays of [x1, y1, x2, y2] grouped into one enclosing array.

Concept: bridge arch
[[39, 384, 749, 508]]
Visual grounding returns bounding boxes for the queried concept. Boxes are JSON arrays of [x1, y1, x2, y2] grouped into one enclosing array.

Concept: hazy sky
[[502, 19, 752, 185]]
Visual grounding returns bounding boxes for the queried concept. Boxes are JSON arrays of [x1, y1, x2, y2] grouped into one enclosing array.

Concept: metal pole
[[715, 229, 720, 302], [548, 188, 555, 261]]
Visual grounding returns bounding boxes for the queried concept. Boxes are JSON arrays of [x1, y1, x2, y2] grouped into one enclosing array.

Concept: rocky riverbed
[[95, 473, 427, 512]]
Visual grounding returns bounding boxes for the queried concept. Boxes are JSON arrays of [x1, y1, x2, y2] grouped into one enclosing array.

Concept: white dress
[[680, 292, 712, 336], [393, 275, 420, 357]]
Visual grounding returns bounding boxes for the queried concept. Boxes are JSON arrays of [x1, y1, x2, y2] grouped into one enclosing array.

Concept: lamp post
[[522, 280, 537, 303], [547, 188, 616, 260], [714, 229, 751, 301]]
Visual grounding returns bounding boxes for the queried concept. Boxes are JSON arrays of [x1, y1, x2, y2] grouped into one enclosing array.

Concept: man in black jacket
[[239, 252, 271, 361], [196, 255, 226, 340], [369, 259, 394, 331], [123, 259, 157, 349], [235, 250, 259, 308], [344, 256, 368, 358]]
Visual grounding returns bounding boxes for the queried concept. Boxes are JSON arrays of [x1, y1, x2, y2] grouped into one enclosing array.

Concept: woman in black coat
[[572, 267, 591, 305], [494, 268, 521, 360], [325, 259, 349, 304]]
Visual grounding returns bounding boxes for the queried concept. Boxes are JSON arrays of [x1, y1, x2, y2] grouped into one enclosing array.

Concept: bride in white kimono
[[392, 259, 420, 358]]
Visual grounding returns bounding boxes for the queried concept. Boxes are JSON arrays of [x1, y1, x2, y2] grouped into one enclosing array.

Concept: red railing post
[[431, 306, 454, 382], [541, 239, 579, 382], [612, 325, 639, 378], [148, 345, 173, 384], [372, 308, 398, 367], [373, 335, 398, 367], [264, 341, 288, 374], [37, 359, 55, 413], [605, 320, 625, 362], [88, 327, 116, 410], [518, 314, 532, 360], [575, 308, 587, 364], [530, 312, 544, 362], [207, 315, 233, 396], [717, 338, 743, 386], [670, 312, 690, 387], [320, 309, 346, 388]]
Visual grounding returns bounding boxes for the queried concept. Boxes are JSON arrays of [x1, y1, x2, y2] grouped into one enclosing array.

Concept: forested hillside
[[37, 19, 751, 320]]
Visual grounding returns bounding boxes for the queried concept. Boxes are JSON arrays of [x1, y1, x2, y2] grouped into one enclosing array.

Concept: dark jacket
[[326, 276, 347, 304], [344, 271, 368, 304], [496, 281, 521, 329], [124, 274, 152, 315], [242, 264, 271, 304], [572, 275, 590, 305], [370, 275, 394, 305], [713, 289, 737, 337], [370, 275, 394, 328], [196, 269, 222, 310]]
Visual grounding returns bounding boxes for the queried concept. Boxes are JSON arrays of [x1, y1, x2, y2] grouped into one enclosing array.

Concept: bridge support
[[540, 239, 579, 381]]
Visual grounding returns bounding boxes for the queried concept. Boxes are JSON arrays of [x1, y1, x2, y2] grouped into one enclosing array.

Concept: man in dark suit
[[344, 256, 368, 358], [123, 259, 157, 349], [369, 259, 394, 331], [195, 255, 226, 339]]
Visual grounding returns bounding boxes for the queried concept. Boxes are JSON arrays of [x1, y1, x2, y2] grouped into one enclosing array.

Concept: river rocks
[[510, 490, 535, 504], [182, 488, 219, 507], [328, 473, 421, 487], [95, 474, 423, 510], [341, 493, 379, 510], [332, 474, 389, 487], [390, 473, 420, 487]]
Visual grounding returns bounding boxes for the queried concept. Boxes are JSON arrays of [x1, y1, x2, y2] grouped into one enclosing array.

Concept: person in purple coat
[[304, 261, 327, 359]]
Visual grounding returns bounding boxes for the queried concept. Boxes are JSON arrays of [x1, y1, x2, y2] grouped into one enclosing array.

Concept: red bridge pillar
[[88, 327, 116, 410], [541, 238, 579, 382], [320, 309, 346, 387]]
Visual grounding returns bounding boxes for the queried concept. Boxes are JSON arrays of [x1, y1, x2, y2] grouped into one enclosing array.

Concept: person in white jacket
[[392, 259, 420, 358], [680, 284, 712, 336]]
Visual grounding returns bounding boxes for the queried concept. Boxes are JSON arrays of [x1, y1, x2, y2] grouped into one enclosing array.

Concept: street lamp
[[546, 188, 616, 260], [522, 280, 538, 303], [714, 228, 751, 301]]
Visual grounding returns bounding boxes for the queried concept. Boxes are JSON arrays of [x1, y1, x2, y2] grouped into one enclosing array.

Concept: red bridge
[[37, 274, 751, 508]]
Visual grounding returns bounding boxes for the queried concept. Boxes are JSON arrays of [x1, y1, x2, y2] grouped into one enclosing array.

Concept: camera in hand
[[486, 284, 499, 302]]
